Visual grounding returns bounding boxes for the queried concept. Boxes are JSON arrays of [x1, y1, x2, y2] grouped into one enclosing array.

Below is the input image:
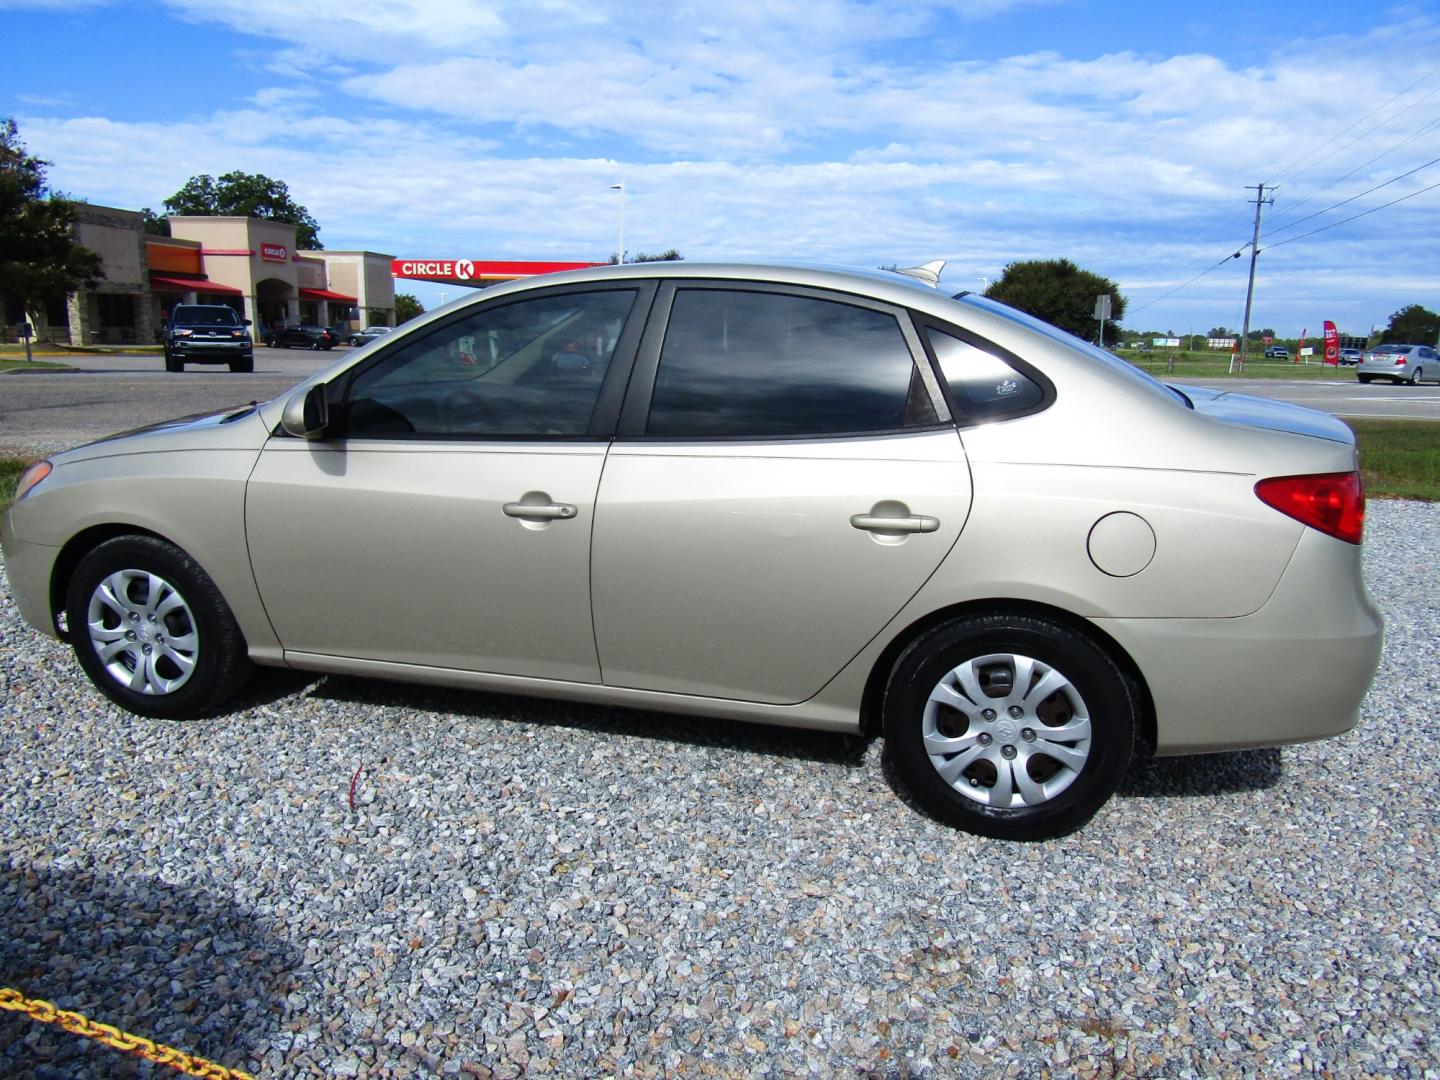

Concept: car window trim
[[616, 279, 954, 442], [320, 281, 657, 444], [913, 316, 1057, 427]]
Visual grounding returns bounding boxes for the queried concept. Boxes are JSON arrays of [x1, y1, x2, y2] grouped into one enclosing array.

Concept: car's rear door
[[589, 281, 972, 705], [246, 283, 651, 681]]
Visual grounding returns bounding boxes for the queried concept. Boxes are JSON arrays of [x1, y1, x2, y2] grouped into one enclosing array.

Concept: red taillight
[[1255, 471, 1365, 544], [1393, 356, 1406, 366]]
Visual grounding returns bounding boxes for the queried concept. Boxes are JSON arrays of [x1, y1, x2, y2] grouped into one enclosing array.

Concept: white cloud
[[12, 1, 1440, 333]]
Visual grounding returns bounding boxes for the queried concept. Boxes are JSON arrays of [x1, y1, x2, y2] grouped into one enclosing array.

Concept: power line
[[1264, 65, 1440, 189], [1263, 178, 1440, 251], [1127, 251, 1242, 315], [1263, 154, 1440, 239], [1263, 114, 1440, 233]]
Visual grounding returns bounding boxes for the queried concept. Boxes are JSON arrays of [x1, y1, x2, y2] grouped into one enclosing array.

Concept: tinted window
[[343, 290, 636, 438], [925, 327, 1044, 422], [646, 289, 935, 437], [172, 306, 240, 326]]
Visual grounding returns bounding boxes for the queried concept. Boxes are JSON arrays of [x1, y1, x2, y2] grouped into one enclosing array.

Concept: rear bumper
[[1096, 527, 1383, 755]]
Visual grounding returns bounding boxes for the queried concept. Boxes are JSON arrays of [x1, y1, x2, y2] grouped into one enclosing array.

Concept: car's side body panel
[[591, 430, 972, 703], [1, 413, 279, 658], [246, 438, 608, 683]]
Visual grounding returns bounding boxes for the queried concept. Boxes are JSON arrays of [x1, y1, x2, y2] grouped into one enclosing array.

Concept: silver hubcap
[[86, 569, 199, 695], [923, 653, 1092, 809]]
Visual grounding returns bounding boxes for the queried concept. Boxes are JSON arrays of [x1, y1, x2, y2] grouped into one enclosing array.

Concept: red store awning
[[300, 287, 358, 302], [150, 274, 243, 295]]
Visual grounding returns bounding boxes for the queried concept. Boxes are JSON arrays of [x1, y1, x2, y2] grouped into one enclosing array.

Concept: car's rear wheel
[[65, 536, 251, 719], [1411, 367, 1423, 385], [883, 613, 1139, 840]]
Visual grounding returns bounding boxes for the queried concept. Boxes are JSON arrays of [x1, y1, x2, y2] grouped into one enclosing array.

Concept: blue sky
[[3, 0, 1438, 337]]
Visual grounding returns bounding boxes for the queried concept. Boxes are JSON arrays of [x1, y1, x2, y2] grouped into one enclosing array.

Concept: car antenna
[[892, 260, 946, 287]]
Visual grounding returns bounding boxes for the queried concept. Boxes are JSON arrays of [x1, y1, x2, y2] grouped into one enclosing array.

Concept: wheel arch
[[859, 597, 1156, 753], [49, 523, 203, 641]]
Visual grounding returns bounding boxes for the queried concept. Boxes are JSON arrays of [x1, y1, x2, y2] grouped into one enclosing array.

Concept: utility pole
[[1235, 182, 1275, 374]]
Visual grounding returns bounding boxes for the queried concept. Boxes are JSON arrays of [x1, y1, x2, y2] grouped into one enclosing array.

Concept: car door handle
[[504, 501, 578, 521], [850, 513, 940, 534]]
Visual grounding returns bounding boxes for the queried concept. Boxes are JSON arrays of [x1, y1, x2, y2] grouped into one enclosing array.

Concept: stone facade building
[[14, 204, 396, 345]]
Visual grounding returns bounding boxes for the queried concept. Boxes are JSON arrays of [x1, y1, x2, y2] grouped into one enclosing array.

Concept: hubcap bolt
[[125, 630, 137, 641], [142, 644, 152, 655], [129, 612, 140, 622], [1008, 706, 1024, 719], [148, 614, 156, 623], [978, 732, 993, 746], [982, 709, 997, 721], [1002, 745, 1017, 759], [1021, 728, 1036, 742]]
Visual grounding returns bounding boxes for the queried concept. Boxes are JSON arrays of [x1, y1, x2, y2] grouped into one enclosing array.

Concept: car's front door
[[246, 285, 649, 682], [589, 283, 973, 705]]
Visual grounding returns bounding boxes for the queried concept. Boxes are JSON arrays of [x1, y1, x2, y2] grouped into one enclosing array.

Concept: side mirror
[[242, 318, 252, 326], [281, 383, 330, 440]]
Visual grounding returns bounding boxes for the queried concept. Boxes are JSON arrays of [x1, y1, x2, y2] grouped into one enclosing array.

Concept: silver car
[[1356, 343, 1440, 384], [2, 262, 1383, 840]]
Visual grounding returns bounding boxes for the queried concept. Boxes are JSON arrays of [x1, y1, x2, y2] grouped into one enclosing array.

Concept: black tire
[[164, 349, 182, 373], [64, 536, 251, 720], [229, 357, 254, 373], [1411, 367, 1423, 385], [883, 613, 1139, 840], [310, 340, 323, 351], [1357, 374, 1373, 384]]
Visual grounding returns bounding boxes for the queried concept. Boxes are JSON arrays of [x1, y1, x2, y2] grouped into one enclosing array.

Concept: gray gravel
[[2, 499, 1437, 1078]]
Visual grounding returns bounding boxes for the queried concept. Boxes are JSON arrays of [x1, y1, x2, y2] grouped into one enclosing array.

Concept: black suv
[[163, 305, 254, 372]]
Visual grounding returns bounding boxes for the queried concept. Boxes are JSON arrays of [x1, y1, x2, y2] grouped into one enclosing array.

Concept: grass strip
[[0, 358, 70, 373], [1345, 418, 1440, 502]]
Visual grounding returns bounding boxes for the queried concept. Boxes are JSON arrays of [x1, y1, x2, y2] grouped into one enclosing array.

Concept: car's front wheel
[[65, 536, 251, 719], [1357, 374, 1373, 383], [883, 613, 1139, 840], [230, 357, 254, 373], [164, 349, 182, 373]]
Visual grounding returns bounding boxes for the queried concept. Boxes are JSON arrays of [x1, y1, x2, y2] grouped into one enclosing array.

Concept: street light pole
[[610, 182, 625, 264]]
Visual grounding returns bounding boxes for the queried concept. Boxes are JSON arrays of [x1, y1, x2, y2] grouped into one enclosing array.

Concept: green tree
[[983, 258, 1125, 340], [394, 293, 424, 324], [1206, 327, 1235, 338], [607, 249, 683, 264], [139, 207, 169, 236], [163, 171, 323, 249], [0, 117, 104, 329], [1379, 304, 1440, 345]]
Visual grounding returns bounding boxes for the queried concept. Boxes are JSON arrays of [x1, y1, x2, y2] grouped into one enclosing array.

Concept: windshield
[[955, 294, 1191, 408], [173, 306, 240, 327]]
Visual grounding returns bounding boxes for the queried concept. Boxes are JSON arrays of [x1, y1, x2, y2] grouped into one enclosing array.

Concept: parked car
[[1338, 348, 1363, 366], [349, 325, 392, 347], [1263, 345, 1290, 359], [162, 304, 253, 373], [266, 325, 339, 350], [1356, 343, 1439, 384], [2, 261, 1383, 840]]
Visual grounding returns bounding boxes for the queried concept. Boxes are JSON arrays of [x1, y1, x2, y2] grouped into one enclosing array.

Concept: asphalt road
[[2, 352, 1437, 458], [1176, 376, 1440, 421], [0, 348, 335, 456]]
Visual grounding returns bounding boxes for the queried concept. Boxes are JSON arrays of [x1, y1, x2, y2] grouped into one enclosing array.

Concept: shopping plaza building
[[14, 203, 397, 345]]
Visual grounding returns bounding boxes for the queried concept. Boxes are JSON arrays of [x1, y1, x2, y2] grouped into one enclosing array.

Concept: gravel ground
[[1, 500, 1437, 1079]]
